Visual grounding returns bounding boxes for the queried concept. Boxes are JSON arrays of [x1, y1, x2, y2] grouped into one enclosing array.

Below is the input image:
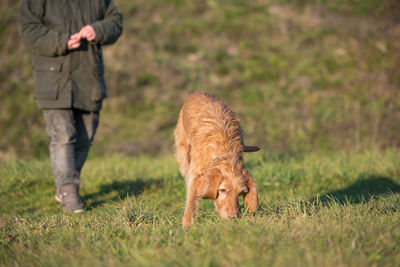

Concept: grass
[[1, 0, 400, 265], [1, 150, 400, 266]]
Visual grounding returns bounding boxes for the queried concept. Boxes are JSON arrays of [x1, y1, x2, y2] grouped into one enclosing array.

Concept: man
[[18, 0, 123, 213]]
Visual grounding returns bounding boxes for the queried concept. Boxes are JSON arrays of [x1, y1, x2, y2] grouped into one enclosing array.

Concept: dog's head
[[196, 161, 258, 219]]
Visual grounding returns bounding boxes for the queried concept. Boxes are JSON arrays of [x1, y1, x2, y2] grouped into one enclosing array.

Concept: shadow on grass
[[257, 174, 400, 217], [82, 178, 163, 209], [310, 174, 400, 205]]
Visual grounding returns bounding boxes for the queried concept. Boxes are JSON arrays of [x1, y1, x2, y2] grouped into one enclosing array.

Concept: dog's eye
[[218, 188, 227, 193]]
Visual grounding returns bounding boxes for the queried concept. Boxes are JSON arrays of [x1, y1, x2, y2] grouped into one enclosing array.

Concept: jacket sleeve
[[91, 0, 123, 46], [18, 0, 69, 57]]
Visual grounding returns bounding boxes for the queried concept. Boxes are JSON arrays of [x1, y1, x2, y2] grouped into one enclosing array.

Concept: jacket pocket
[[33, 57, 63, 100]]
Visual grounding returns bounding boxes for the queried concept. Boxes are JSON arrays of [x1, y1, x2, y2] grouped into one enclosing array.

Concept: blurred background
[[0, 0, 399, 159]]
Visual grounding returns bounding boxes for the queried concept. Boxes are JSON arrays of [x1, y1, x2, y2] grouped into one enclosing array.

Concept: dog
[[174, 92, 259, 229]]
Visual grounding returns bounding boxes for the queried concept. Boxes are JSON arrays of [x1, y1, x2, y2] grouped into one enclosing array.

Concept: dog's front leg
[[182, 178, 198, 230]]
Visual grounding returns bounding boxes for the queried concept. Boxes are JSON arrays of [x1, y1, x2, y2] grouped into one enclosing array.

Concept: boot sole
[[71, 208, 84, 214]]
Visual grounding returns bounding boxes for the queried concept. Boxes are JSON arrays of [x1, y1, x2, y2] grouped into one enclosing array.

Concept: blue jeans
[[43, 109, 99, 187]]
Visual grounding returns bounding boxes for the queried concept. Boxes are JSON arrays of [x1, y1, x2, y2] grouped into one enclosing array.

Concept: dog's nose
[[221, 210, 238, 219], [227, 213, 238, 218]]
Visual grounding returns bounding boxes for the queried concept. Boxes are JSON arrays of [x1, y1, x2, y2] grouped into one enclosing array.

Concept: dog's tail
[[243, 146, 260, 152]]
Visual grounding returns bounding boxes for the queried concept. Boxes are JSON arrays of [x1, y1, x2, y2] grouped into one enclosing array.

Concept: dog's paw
[[182, 216, 192, 230], [182, 222, 191, 231], [182, 224, 191, 231]]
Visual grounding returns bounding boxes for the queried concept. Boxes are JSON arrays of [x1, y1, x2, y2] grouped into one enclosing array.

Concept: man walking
[[18, 0, 123, 213]]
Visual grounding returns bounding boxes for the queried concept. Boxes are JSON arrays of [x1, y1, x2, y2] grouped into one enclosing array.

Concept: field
[[1, 151, 400, 266], [1, 0, 400, 266]]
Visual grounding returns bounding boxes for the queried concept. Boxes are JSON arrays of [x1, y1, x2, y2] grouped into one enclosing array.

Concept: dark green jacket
[[18, 0, 123, 111]]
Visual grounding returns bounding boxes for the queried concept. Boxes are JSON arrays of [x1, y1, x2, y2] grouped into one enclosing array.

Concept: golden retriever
[[174, 92, 259, 229]]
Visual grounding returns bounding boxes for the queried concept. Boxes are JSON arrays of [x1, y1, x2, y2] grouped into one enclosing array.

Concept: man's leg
[[43, 109, 83, 213], [43, 109, 80, 186], [73, 109, 100, 174]]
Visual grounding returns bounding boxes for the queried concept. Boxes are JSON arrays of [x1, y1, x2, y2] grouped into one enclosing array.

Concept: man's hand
[[80, 25, 97, 42], [67, 33, 81, 50], [67, 25, 96, 51]]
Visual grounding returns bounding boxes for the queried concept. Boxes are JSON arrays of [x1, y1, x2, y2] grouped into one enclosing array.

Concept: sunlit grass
[[1, 150, 399, 266]]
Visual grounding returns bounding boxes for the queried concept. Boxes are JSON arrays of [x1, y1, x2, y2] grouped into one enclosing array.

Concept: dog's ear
[[243, 169, 258, 212], [196, 168, 223, 200]]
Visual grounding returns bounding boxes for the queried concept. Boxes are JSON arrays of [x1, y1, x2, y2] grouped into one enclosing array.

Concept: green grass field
[[1, 0, 400, 265], [1, 150, 399, 266]]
